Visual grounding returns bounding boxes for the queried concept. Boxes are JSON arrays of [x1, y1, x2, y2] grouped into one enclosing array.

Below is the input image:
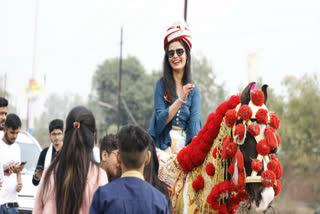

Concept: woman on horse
[[148, 21, 201, 160]]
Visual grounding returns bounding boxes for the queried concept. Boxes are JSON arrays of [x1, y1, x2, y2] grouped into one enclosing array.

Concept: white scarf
[[44, 144, 53, 168]]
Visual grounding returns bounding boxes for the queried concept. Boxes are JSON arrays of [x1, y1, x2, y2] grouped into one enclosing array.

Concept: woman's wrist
[[178, 96, 187, 104]]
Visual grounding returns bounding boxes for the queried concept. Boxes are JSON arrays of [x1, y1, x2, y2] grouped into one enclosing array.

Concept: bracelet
[[178, 96, 187, 104]]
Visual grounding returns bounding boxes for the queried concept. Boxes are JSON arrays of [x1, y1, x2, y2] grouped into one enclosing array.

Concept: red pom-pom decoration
[[234, 124, 245, 141], [274, 180, 281, 196], [270, 113, 280, 130], [206, 163, 215, 176], [225, 109, 237, 127], [264, 127, 277, 148], [228, 161, 235, 175], [268, 158, 283, 179], [256, 139, 271, 156], [237, 105, 253, 121], [248, 123, 260, 136], [251, 89, 265, 106], [222, 141, 238, 159], [261, 170, 276, 187], [256, 109, 268, 124], [251, 159, 263, 172], [219, 203, 228, 214], [192, 175, 205, 192]]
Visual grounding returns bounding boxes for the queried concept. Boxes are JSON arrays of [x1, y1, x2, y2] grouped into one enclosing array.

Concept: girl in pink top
[[33, 106, 108, 214]]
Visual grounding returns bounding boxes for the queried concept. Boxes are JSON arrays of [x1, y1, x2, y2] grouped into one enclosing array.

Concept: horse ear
[[241, 82, 256, 105], [261, 84, 268, 104]]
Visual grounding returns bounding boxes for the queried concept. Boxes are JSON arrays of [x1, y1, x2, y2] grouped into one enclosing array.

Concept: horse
[[158, 82, 282, 214]]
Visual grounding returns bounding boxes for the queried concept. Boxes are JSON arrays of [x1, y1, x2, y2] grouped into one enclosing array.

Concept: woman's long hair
[[162, 39, 192, 102], [144, 140, 172, 213], [41, 106, 98, 214]]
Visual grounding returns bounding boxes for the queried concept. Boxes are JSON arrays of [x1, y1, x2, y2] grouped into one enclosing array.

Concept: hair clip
[[73, 122, 80, 129]]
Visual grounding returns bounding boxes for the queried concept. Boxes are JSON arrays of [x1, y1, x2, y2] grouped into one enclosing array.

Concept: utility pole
[[117, 27, 123, 132], [184, 0, 188, 22]]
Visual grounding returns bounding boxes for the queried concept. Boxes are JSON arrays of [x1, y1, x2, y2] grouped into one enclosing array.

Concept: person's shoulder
[[40, 147, 50, 155]]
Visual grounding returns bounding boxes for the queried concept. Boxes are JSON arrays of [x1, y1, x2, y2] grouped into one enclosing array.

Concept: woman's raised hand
[[181, 83, 194, 101]]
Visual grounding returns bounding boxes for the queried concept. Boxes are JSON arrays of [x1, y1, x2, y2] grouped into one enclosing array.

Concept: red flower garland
[[237, 105, 253, 121], [248, 123, 260, 136], [206, 163, 215, 176], [251, 89, 265, 106], [192, 174, 205, 192], [251, 159, 263, 172], [270, 113, 280, 130], [225, 109, 237, 127], [256, 139, 271, 156], [256, 109, 268, 124], [261, 170, 276, 187], [177, 95, 241, 172]]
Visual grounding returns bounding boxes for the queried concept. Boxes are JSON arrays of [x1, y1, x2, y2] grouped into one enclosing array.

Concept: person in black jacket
[[32, 119, 64, 186]]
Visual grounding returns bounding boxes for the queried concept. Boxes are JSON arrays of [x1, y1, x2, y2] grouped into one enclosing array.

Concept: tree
[[277, 74, 320, 173], [91, 56, 157, 131], [192, 55, 227, 123], [33, 92, 84, 147]]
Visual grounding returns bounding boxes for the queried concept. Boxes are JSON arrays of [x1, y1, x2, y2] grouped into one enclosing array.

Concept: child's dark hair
[[49, 119, 64, 133], [0, 97, 8, 107], [99, 134, 119, 160], [5, 114, 21, 130], [118, 125, 151, 169]]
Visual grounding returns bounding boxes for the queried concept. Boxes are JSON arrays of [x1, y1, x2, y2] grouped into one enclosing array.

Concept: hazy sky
[[1, 0, 320, 122]]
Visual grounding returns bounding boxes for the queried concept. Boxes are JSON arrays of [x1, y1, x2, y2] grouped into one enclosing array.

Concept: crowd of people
[[0, 21, 201, 214]]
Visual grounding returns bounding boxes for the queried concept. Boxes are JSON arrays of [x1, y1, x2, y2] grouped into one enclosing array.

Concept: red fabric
[[225, 109, 237, 127], [251, 89, 265, 106], [256, 139, 271, 156], [264, 127, 277, 148], [251, 159, 263, 172], [256, 109, 268, 124], [206, 163, 215, 176], [212, 147, 219, 159], [192, 175, 205, 192], [234, 124, 245, 141], [261, 170, 276, 187], [248, 123, 260, 136], [270, 113, 280, 130], [237, 105, 253, 121]]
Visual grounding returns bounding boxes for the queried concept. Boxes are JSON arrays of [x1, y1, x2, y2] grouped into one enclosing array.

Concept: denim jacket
[[148, 79, 201, 150]]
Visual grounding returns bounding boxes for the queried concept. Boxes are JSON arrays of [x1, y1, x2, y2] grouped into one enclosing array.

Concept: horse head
[[234, 82, 282, 212]]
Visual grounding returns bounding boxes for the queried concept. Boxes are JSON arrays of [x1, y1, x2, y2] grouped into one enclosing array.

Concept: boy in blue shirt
[[90, 125, 169, 214]]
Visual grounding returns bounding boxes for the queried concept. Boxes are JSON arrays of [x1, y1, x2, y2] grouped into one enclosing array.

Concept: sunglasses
[[167, 48, 184, 58]]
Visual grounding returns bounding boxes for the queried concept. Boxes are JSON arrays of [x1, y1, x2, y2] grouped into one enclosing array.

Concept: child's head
[[118, 125, 151, 170]]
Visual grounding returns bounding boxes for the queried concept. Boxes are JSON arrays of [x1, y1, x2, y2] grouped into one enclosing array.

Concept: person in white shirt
[[0, 114, 24, 214]]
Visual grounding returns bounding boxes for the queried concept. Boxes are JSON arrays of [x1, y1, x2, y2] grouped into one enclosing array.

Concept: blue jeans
[[0, 205, 18, 214]]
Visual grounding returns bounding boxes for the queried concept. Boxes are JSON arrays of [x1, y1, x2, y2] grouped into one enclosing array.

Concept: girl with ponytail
[[33, 106, 108, 214]]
